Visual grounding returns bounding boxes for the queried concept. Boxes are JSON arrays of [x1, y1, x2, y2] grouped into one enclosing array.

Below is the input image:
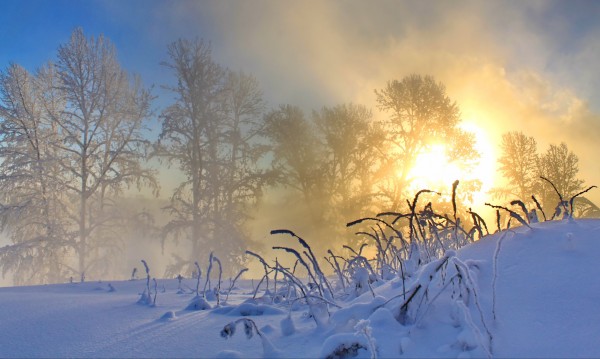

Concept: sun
[[407, 144, 462, 191], [406, 121, 497, 207]]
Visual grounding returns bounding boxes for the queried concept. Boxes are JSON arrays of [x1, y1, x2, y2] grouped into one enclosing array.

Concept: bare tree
[[217, 71, 272, 270], [313, 103, 382, 222], [0, 63, 70, 284], [374, 74, 477, 209], [0, 30, 156, 284], [263, 105, 325, 220], [493, 131, 539, 201], [537, 142, 584, 209], [157, 39, 269, 276], [49, 28, 156, 281], [157, 38, 225, 276], [262, 103, 385, 253]]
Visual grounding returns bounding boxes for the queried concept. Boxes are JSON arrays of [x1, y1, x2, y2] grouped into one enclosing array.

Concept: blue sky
[[2, 0, 600, 195]]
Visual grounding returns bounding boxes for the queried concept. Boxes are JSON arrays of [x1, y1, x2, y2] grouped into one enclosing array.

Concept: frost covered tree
[[494, 131, 539, 201], [374, 74, 477, 209], [50, 28, 156, 280], [0, 28, 156, 283], [214, 71, 273, 271], [0, 63, 70, 284], [537, 142, 584, 209], [156, 38, 225, 277], [313, 103, 382, 223], [494, 133, 586, 214], [263, 104, 384, 251], [157, 39, 270, 276], [263, 105, 325, 222]]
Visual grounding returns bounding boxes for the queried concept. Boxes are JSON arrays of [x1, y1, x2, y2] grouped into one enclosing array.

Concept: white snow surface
[[1, 219, 600, 358]]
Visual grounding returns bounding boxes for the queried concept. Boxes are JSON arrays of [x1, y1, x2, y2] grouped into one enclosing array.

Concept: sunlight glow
[[407, 144, 462, 191], [461, 120, 497, 204], [405, 121, 497, 207]]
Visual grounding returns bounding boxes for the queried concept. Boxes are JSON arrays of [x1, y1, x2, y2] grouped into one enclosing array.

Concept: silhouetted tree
[[313, 103, 382, 222], [157, 39, 270, 276], [494, 132, 591, 218], [263, 103, 386, 252], [216, 71, 273, 271], [263, 105, 325, 219], [572, 197, 600, 218], [157, 38, 225, 277], [537, 142, 584, 209], [374, 74, 477, 209], [494, 131, 539, 202]]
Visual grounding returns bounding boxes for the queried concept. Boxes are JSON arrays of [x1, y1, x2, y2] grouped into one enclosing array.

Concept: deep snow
[[1, 219, 600, 358]]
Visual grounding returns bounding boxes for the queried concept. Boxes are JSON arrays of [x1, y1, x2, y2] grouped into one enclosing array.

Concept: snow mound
[[215, 302, 286, 316], [159, 310, 177, 321], [185, 296, 212, 311], [319, 333, 371, 359], [215, 350, 244, 358]]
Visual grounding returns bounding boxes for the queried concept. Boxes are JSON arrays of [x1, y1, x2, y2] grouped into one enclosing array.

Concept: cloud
[[112, 0, 600, 198]]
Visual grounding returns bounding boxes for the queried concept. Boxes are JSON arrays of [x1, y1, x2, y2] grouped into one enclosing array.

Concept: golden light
[[407, 144, 462, 192], [405, 120, 497, 208], [460, 120, 497, 206]]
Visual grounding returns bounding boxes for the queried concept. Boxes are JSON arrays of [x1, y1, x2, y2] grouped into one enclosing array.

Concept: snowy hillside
[[1, 219, 599, 358]]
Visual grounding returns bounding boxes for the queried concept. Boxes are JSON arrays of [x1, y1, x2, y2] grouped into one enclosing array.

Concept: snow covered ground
[[1, 218, 600, 358]]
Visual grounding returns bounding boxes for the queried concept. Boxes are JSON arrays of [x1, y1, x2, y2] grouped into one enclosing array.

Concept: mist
[[136, 0, 600, 196], [1, 0, 600, 286]]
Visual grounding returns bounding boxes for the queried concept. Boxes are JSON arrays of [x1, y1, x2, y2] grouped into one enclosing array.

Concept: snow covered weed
[[246, 233, 339, 328], [216, 180, 598, 357], [224, 268, 248, 304], [486, 177, 597, 231], [354, 319, 377, 359], [185, 296, 212, 311], [320, 337, 369, 359], [193, 261, 202, 296], [137, 259, 156, 306], [184, 256, 227, 311], [221, 318, 282, 358]]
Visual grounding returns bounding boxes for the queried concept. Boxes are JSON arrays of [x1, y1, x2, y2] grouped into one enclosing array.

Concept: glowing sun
[[406, 121, 496, 206]]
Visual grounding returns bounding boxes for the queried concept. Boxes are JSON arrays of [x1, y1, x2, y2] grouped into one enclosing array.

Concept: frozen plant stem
[[271, 229, 334, 299], [272, 245, 321, 297], [221, 318, 279, 357], [274, 258, 279, 297], [452, 257, 494, 355], [326, 250, 347, 291], [203, 252, 214, 298], [177, 274, 183, 291], [212, 255, 223, 306], [246, 250, 272, 296], [194, 261, 202, 297], [226, 268, 248, 303], [355, 320, 377, 359], [492, 231, 512, 321], [252, 272, 273, 299], [141, 259, 150, 300], [152, 278, 158, 306]]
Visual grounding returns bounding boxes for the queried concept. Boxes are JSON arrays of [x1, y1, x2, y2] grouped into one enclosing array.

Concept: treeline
[[494, 132, 596, 218], [0, 29, 590, 285]]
